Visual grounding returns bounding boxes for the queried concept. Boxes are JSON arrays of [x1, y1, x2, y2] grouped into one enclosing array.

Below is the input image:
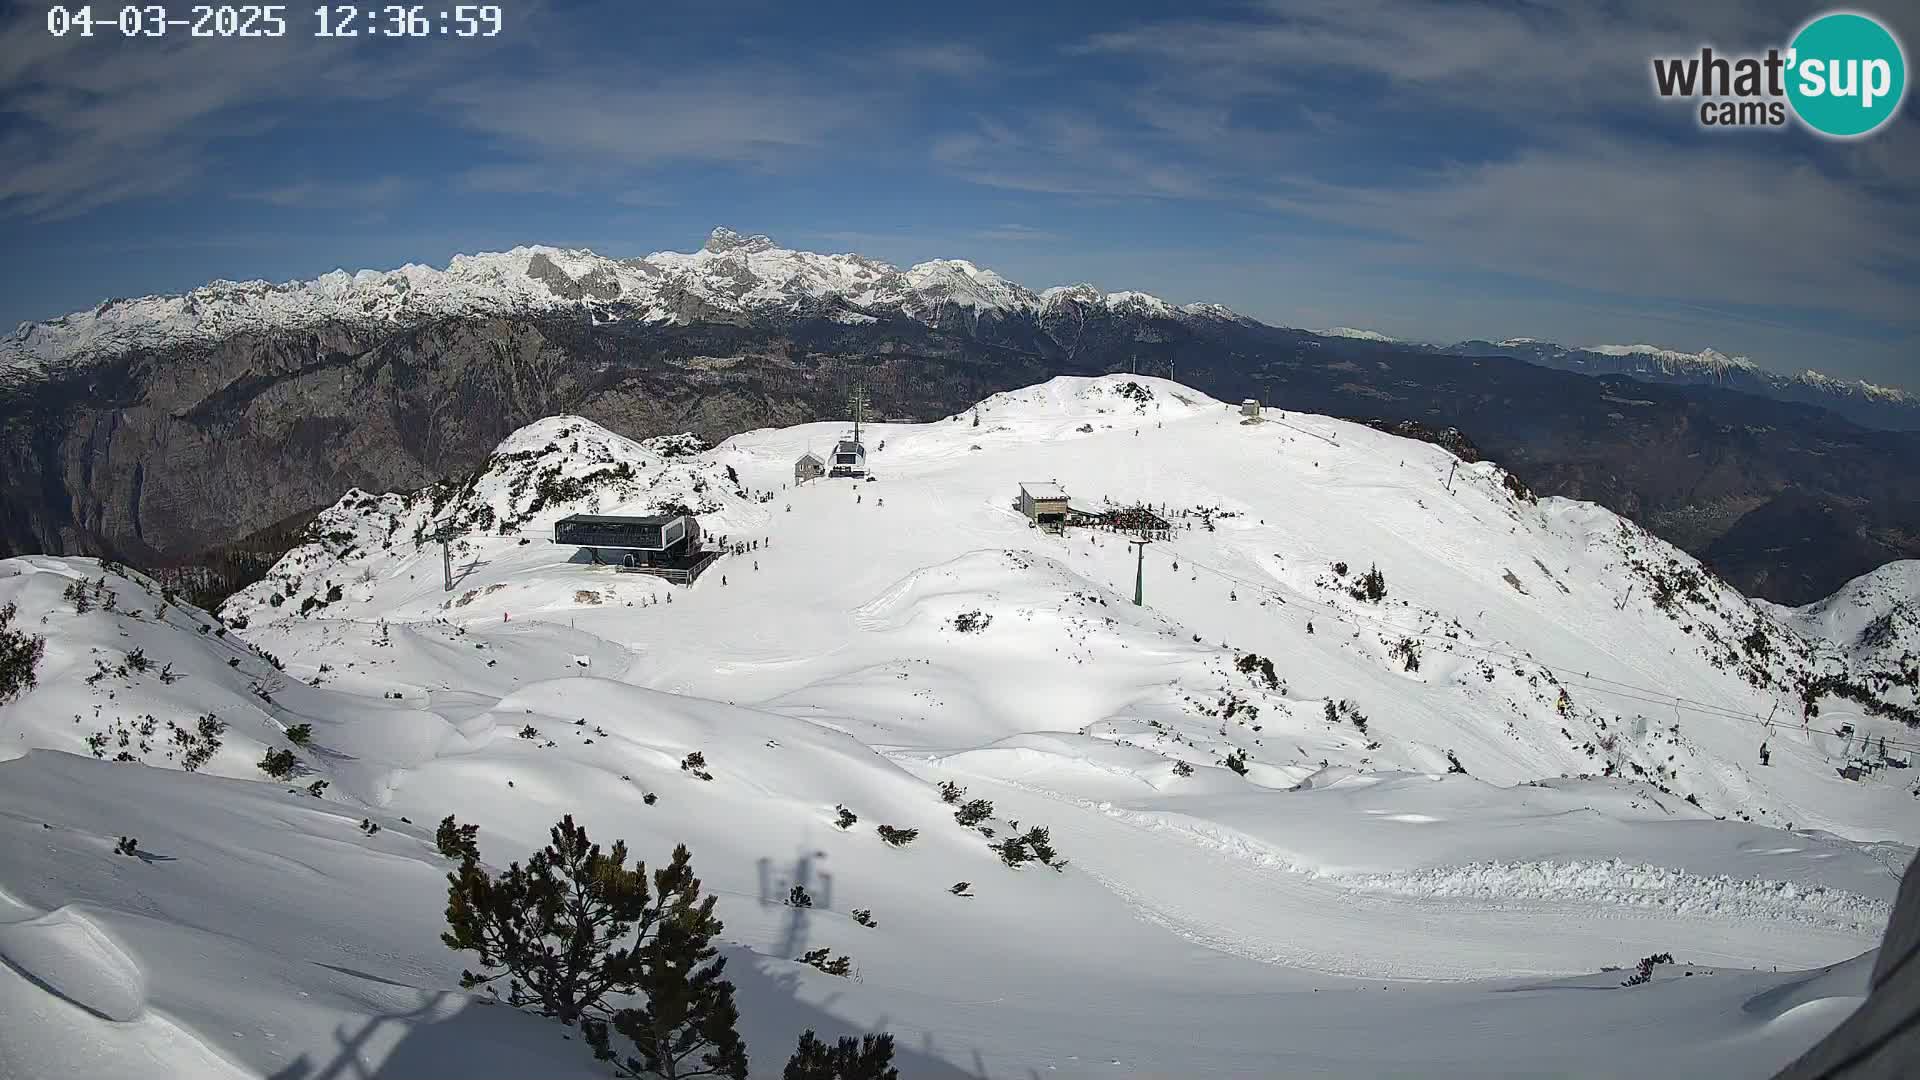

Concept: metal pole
[[1445, 460, 1458, 493], [1131, 538, 1150, 605], [442, 532, 453, 592]]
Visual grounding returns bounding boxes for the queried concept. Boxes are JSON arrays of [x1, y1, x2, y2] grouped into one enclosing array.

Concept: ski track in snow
[[931, 766, 1892, 975]]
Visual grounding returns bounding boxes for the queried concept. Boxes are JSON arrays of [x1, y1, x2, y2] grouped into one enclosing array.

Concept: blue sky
[[1, 0, 1915, 385]]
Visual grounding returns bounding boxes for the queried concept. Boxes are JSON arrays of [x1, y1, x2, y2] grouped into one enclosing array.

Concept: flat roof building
[[829, 438, 868, 478], [552, 513, 716, 584], [1019, 482, 1071, 532]]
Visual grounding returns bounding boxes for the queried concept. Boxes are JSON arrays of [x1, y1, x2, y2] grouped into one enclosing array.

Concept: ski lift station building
[[794, 451, 826, 485], [1018, 481, 1071, 531], [552, 513, 717, 583], [829, 438, 867, 478]]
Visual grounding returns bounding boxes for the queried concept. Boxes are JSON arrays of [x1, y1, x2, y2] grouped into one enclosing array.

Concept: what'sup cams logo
[[1651, 10, 1907, 137]]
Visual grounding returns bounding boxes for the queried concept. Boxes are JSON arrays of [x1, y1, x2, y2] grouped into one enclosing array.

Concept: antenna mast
[[850, 382, 869, 444], [434, 522, 460, 592]]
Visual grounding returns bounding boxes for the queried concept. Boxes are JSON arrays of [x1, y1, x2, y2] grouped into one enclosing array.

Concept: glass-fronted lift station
[[552, 513, 717, 583], [550, 512, 696, 559]]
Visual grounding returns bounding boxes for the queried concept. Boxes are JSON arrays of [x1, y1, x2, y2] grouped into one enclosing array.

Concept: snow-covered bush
[[1235, 652, 1280, 690], [1350, 564, 1387, 603], [992, 826, 1067, 871], [1621, 952, 1675, 987], [797, 948, 850, 977], [952, 798, 993, 829], [0, 603, 47, 704]]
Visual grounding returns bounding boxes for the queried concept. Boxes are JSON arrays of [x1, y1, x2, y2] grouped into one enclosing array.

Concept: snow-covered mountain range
[[0, 228, 1247, 384], [1450, 338, 1916, 428], [3, 374, 1917, 1077], [6, 227, 1904, 424]]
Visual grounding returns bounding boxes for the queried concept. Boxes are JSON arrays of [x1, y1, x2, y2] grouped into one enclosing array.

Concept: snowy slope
[[223, 375, 1920, 840], [1768, 562, 1920, 662], [3, 374, 1918, 1078]]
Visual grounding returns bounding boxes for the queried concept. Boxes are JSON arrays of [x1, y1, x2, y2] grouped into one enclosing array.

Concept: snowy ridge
[[1794, 368, 1912, 403], [1317, 326, 1397, 342], [1585, 344, 1760, 372], [227, 416, 759, 627], [1, 228, 1244, 382], [1471, 338, 1916, 410], [1769, 560, 1920, 667]]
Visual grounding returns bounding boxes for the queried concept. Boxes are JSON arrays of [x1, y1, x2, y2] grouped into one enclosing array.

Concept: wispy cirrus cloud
[[434, 77, 862, 169], [249, 176, 417, 209], [928, 0, 1920, 336]]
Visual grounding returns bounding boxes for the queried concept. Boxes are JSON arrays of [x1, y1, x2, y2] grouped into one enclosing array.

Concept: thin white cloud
[[434, 77, 859, 168], [973, 224, 1065, 243], [249, 176, 416, 210], [882, 44, 990, 77]]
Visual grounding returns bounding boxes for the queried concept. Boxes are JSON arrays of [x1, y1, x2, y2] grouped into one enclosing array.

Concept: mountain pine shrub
[[952, 798, 993, 828], [444, 814, 747, 1080], [782, 1030, 899, 1080], [436, 814, 481, 861], [257, 748, 298, 779]]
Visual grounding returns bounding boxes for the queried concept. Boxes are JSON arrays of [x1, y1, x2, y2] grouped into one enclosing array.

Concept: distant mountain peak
[[1318, 327, 1397, 342], [702, 226, 778, 254]]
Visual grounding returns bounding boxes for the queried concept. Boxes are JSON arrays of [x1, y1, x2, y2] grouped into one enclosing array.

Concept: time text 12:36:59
[[314, 5, 502, 37], [44, 5, 502, 37]]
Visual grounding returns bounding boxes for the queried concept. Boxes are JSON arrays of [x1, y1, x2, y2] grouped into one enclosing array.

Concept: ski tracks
[[932, 767, 1892, 978]]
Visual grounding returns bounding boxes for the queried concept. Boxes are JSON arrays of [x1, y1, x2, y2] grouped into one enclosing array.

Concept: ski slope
[[2, 375, 1916, 1078]]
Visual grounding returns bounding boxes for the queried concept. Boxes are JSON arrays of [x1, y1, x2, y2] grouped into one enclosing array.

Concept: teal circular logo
[[1786, 12, 1907, 137]]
